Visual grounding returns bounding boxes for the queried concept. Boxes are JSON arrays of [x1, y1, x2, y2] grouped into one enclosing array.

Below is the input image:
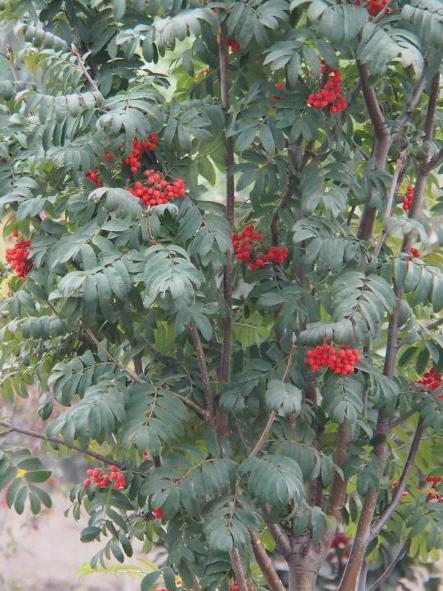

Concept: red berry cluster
[[425, 475, 443, 486], [83, 465, 126, 490], [416, 368, 442, 391], [232, 225, 288, 270], [307, 66, 348, 113], [85, 169, 103, 187], [409, 247, 420, 258], [152, 507, 163, 519], [5, 239, 32, 279], [304, 342, 361, 376], [402, 184, 414, 212], [123, 133, 159, 174], [128, 170, 186, 207], [331, 533, 350, 548], [227, 39, 241, 52], [362, 0, 388, 14]]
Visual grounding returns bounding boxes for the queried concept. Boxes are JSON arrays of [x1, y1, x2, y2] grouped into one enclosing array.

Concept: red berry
[[409, 247, 420, 258], [83, 479, 91, 487]]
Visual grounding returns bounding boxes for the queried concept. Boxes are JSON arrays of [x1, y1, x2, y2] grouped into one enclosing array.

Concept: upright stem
[[357, 62, 392, 240], [229, 548, 249, 591], [188, 323, 215, 426], [250, 531, 286, 591], [338, 72, 440, 591]]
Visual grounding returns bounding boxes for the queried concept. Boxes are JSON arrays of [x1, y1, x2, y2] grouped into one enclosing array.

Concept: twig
[[70, 44, 101, 94], [390, 409, 416, 429], [0, 420, 121, 467], [249, 340, 297, 458], [217, 24, 235, 405], [86, 328, 205, 418], [425, 147, 443, 173], [402, 72, 441, 252], [250, 531, 286, 591], [188, 323, 215, 426], [229, 548, 249, 591], [368, 541, 409, 591], [85, 328, 144, 384], [372, 0, 392, 23], [370, 418, 424, 539], [374, 150, 407, 256]]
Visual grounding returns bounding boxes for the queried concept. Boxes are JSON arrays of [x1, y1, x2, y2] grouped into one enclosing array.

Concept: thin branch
[[326, 420, 352, 519], [357, 62, 392, 240], [370, 418, 424, 539], [390, 409, 416, 429], [229, 548, 249, 591], [402, 72, 441, 251], [395, 71, 426, 133], [262, 505, 292, 557], [425, 147, 443, 173], [368, 541, 409, 591], [217, 24, 235, 406], [250, 531, 286, 591], [86, 328, 206, 418], [0, 420, 121, 467], [188, 323, 215, 426], [70, 44, 101, 94], [374, 150, 407, 257], [249, 340, 297, 458], [85, 328, 143, 384]]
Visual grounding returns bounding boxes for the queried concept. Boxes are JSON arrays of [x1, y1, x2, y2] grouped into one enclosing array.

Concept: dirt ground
[[0, 493, 143, 591]]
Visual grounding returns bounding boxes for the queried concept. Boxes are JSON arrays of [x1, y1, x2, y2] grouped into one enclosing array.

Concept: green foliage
[[0, 0, 442, 590]]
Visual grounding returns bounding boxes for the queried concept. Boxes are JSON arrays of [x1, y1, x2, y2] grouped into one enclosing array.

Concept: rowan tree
[[0, 1, 442, 590]]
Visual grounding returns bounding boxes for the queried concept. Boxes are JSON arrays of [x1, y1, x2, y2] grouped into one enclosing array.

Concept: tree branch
[[188, 323, 215, 426], [339, 72, 440, 591], [326, 420, 352, 519], [229, 548, 249, 591], [370, 418, 424, 539], [368, 541, 409, 591], [250, 531, 286, 591], [425, 147, 443, 173], [374, 150, 407, 256], [70, 44, 101, 94], [71, 44, 101, 94], [357, 62, 392, 240], [0, 420, 121, 467], [217, 24, 235, 407], [402, 72, 440, 252], [249, 340, 297, 458]]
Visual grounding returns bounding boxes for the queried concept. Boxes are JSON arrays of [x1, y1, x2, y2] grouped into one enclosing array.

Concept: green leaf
[[265, 379, 302, 416]]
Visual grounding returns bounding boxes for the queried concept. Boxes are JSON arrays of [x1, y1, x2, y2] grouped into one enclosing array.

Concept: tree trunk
[[287, 556, 320, 591]]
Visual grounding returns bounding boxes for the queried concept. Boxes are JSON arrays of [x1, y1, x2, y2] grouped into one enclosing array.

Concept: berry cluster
[[304, 342, 361, 376], [416, 368, 442, 391], [5, 239, 32, 279], [409, 247, 420, 258], [425, 475, 443, 486], [232, 225, 288, 270], [307, 66, 348, 113], [123, 133, 159, 174], [227, 39, 241, 52], [153, 507, 163, 519], [363, 0, 388, 14], [402, 184, 414, 212], [331, 533, 350, 548], [85, 169, 103, 187], [128, 170, 186, 206], [83, 465, 126, 490]]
